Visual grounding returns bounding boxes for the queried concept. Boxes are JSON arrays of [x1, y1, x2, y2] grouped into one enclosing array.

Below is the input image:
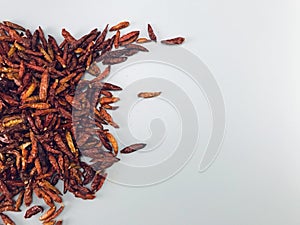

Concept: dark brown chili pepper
[[109, 21, 130, 31], [3, 21, 25, 31], [161, 37, 185, 45], [120, 143, 147, 154], [119, 31, 139, 46], [147, 24, 157, 42], [24, 205, 44, 218]]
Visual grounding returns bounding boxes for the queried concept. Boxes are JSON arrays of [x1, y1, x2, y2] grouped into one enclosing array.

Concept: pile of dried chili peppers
[[0, 20, 184, 225]]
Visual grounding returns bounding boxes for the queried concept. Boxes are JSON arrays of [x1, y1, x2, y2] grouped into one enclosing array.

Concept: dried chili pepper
[[109, 21, 130, 31], [39, 69, 49, 102], [138, 91, 161, 98], [0, 20, 185, 225], [91, 173, 107, 192], [120, 143, 147, 154], [136, 37, 151, 43], [3, 21, 25, 31], [39, 206, 56, 221], [24, 205, 44, 218], [147, 24, 157, 42], [114, 30, 120, 49], [119, 31, 140, 46], [43, 204, 64, 223], [0, 213, 15, 225], [161, 37, 185, 45], [105, 132, 118, 155], [20, 103, 51, 109]]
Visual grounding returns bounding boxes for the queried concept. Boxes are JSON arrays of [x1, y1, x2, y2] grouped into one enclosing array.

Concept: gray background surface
[[0, 0, 299, 224]]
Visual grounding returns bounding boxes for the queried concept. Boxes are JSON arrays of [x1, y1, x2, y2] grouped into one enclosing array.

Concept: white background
[[1, 0, 300, 224]]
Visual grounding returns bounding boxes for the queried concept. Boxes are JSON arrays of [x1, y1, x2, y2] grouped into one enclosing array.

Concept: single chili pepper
[[39, 69, 49, 102], [0, 180, 12, 199], [24, 205, 44, 218], [21, 80, 37, 101], [99, 96, 119, 105], [65, 131, 78, 157], [3, 21, 25, 31], [2, 118, 23, 127], [137, 91, 161, 98], [48, 35, 61, 55], [119, 31, 140, 42], [120, 143, 147, 154], [24, 185, 33, 207], [95, 24, 108, 47], [0, 205, 19, 213], [105, 132, 118, 155], [47, 42, 55, 61], [20, 103, 51, 109], [119, 35, 140, 46], [48, 154, 60, 174], [109, 21, 130, 31], [61, 28, 76, 43], [34, 157, 43, 175], [39, 45, 52, 63], [38, 26, 48, 49], [0, 92, 19, 106], [114, 30, 120, 49], [15, 190, 24, 210], [73, 191, 95, 200], [0, 213, 15, 225], [161, 37, 185, 45], [102, 82, 122, 91], [147, 24, 157, 42], [136, 37, 151, 43]]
